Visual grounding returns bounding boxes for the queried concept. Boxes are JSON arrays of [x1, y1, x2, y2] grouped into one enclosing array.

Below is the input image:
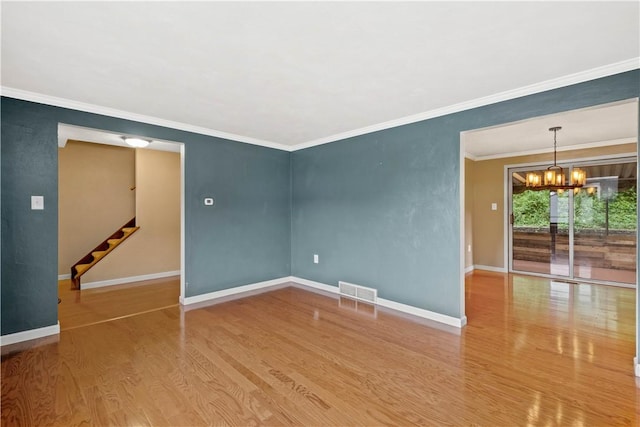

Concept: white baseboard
[[635, 357, 640, 377], [1, 275, 467, 345], [172, 274, 467, 329], [180, 276, 292, 306], [377, 296, 466, 328], [473, 265, 507, 273], [58, 273, 71, 280], [82, 270, 180, 289], [290, 276, 340, 295], [464, 265, 474, 273], [1, 322, 60, 346], [180, 275, 466, 328], [290, 276, 466, 328]]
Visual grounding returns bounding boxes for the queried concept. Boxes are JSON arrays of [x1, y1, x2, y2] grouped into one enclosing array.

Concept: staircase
[[70, 218, 140, 289]]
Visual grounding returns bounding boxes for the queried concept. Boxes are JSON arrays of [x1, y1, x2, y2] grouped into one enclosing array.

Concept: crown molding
[[292, 58, 640, 151], [467, 137, 637, 161], [0, 86, 292, 152], [2, 58, 638, 153]]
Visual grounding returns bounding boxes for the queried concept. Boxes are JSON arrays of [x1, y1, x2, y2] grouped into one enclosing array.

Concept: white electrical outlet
[[468, 245, 472, 252], [313, 254, 319, 264], [491, 202, 497, 211]]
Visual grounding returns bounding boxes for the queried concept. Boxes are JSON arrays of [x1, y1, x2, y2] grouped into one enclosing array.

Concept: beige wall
[[83, 149, 180, 283], [469, 143, 637, 270], [58, 141, 135, 275]]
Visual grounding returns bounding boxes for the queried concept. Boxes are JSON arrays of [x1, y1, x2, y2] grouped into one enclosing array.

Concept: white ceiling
[[465, 100, 639, 160], [1, 2, 639, 151]]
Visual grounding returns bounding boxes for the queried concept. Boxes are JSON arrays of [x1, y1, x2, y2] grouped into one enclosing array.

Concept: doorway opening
[[57, 124, 185, 330], [461, 97, 638, 378], [509, 157, 637, 286]]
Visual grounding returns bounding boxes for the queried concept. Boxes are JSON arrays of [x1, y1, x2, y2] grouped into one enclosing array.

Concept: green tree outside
[[513, 186, 637, 231]]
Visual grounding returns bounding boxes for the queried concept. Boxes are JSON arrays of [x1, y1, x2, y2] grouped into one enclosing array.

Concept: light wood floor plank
[[2, 272, 637, 426], [57, 277, 180, 330]]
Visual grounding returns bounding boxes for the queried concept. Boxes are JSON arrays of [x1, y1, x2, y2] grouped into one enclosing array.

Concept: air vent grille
[[338, 281, 377, 303]]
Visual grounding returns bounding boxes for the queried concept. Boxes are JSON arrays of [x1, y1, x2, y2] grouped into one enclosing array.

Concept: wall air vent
[[338, 281, 377, 304]]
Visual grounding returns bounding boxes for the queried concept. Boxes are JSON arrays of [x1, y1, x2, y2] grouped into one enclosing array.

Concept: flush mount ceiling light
[[525, 126, 587, 191], [122, 137, 150, 148]]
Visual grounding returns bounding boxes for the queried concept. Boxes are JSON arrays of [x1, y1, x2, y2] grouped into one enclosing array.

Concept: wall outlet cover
[[31, 195, 44, 210]]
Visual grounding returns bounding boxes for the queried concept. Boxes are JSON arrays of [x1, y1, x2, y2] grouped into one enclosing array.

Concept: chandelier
[[525, 126, 587, 190]]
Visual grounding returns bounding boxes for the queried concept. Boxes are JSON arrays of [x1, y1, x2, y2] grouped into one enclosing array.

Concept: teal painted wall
[[2, 102, 58, 334], [2, 70, 638, 337], [291, 70, 640, 319], [292, 118, 461, 316], [1, 98, 291, 335]]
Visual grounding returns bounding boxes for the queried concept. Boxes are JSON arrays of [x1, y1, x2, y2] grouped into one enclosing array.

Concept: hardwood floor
[[2, 272, 637, 426], [512, 259, 636, 284], [57, 277, 180, 330]]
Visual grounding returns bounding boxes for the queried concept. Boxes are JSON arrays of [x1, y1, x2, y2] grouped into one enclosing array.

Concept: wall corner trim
[[1, 322, 60, 346]]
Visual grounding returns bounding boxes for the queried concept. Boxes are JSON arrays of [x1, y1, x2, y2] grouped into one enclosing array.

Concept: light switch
[[491, 202, 497, 211], [31, 196, 44, 210]]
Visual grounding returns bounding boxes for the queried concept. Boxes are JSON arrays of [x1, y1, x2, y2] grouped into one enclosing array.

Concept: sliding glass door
[[573, 161, 637, 284], [511, 170, 570, 277], [510, 158, 637, 286]]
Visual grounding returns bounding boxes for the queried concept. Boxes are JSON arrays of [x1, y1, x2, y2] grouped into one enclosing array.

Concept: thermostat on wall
[[204, 197, 214, 206]]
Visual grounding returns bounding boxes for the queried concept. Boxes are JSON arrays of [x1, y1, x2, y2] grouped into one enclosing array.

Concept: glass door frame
[[507, 155, 637, 288]]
